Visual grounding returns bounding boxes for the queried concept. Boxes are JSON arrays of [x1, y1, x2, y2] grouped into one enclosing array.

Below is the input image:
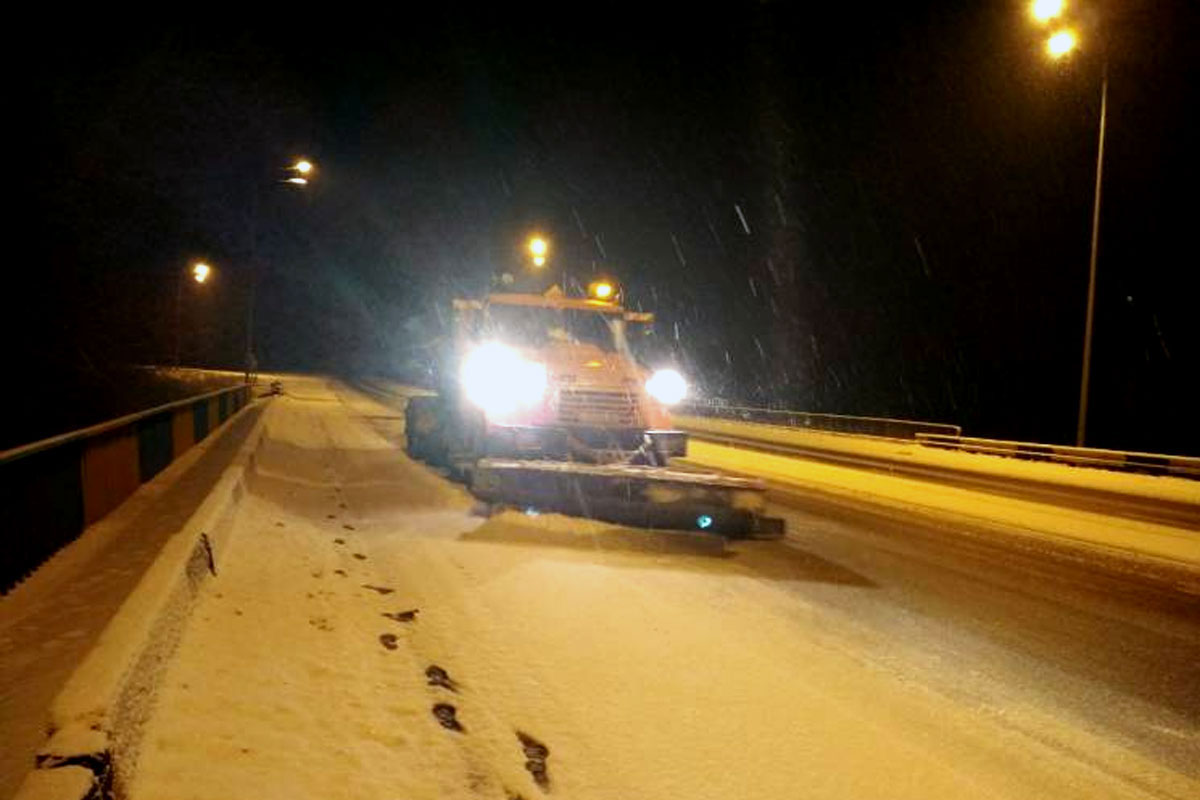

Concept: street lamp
[[284, 159, 314, 185], [176, 262, 213, 367], [528, 236, 548, 268], [1031, 0, 1065, 24], [1030, 1, 1107, 447], [1046, 29, 1078, 59], [245, 158, 316, 381]]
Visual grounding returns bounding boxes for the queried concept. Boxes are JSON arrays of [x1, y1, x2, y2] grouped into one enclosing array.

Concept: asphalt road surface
[[123, 377, 1199, 799]]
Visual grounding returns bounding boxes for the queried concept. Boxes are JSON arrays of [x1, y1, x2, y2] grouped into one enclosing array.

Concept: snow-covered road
[[125, 377, 1199, 799]]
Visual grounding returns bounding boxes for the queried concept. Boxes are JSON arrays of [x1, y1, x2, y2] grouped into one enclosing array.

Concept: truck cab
[[409, 283, 688, 469]]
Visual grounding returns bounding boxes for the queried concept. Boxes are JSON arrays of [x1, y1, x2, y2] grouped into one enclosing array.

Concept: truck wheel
[[405, 396, 447, 465], [445, 409, 485, 483]]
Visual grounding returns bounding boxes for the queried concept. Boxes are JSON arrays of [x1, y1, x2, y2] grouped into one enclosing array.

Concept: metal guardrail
[[915, 433, 1200, 480], [678, 402, 1198, 481], [677, 401, 961, 440], [676, 419, 1200, 529], [1, 384, 253, 593]]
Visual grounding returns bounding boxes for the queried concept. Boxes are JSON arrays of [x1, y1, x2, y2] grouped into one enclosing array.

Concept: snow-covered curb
[[683, 439, 1200, 572], [676, 414, 1200, 507], [13, 404, 272, 800]]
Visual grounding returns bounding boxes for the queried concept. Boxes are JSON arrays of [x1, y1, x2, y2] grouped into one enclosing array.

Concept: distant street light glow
[[1047, 29, 1078, 58], [294, 160, 314, 174], [1031, 0, 1064, 24], [286, 177, 309, 185], [532, 255, 546, 267], [192, 262, 211, 283]]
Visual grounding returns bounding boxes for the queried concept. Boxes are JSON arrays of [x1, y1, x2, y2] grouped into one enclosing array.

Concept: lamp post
[[244, 158, 315, 383], [528, 235, 549, 268], [1076, 60, 1107, 448], [1030, 1, 1107, 447], [174, 262, 212, 368]]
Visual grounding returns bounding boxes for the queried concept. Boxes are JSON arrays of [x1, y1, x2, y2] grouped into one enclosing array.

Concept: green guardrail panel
[[1, 443, 84, 592], [193, 399, 210, 442], [137, 412, 173, 482]]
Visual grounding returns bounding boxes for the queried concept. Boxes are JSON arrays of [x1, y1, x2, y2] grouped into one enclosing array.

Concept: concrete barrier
[[1, 385, 252, 593], [12, 405, 272, 800]]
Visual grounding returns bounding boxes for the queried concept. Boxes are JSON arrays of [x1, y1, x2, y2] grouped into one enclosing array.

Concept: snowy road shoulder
[[684, 439, 1200, 572], [676, 415, 1200, 508]]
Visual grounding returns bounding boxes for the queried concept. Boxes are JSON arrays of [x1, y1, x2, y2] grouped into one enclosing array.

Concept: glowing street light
[[283, 159, 315, 186], [528, 236, 549, 268], [177, 262, 214, 366], [1026, 5, 1108, 446], [1031, 0, 1064, 24], [1046, 28, 1078, 59], [247, 157, 318, 381]]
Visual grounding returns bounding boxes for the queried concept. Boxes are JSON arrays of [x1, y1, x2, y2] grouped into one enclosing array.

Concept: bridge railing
[[1, 384, 253, 593], [676, 401, 962, 440], [675, 402, 1199, 481], [915, 433, 1200, 480]]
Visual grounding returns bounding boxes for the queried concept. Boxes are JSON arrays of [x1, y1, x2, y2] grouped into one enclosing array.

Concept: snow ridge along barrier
[[914, 433, 1200, 480], [677, 414, 1200, 530], [678, 406, 1199, 481], [13, 404, 271, 800], [678, 402, 960, 440], [0, 384, 252, 593]]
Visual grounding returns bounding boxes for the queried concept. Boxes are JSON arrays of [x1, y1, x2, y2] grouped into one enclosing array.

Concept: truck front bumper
[[485, 426, 688, 461]]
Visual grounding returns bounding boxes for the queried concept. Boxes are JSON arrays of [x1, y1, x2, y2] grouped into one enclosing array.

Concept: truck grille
[[555, 389, 641, 427]]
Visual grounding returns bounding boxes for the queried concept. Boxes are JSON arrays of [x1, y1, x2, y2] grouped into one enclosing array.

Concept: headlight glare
[[461, 342, 547, 417], [646, 369, 687, 405]]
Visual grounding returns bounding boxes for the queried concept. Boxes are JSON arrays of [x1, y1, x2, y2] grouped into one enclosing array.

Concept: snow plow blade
[[471, 459, 785, 539]]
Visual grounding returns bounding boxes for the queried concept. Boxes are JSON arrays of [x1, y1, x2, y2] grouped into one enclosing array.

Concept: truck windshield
[[486, 305, 618, 352]]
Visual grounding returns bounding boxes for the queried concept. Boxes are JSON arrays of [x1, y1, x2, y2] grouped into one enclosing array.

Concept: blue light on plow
[[696, 515, 714, 530]]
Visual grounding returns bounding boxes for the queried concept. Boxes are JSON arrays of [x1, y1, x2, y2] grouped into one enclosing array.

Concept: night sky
[[11, 2, 1199, 455]]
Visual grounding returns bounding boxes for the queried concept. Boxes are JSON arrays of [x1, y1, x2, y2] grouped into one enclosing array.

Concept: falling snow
[[670, 233, 687, 267], [734, 203, 752, 235]]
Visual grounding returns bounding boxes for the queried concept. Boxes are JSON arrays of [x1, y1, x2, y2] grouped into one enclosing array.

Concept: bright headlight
[[461, 342, 547, 417], [646, 369, 687, 405]]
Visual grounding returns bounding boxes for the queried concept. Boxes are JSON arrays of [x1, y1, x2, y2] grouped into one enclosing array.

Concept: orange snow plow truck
[[405, 280, 783, 538]]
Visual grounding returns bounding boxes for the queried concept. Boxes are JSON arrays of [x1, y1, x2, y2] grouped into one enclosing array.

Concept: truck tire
[[405, 395, 448, 466]]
